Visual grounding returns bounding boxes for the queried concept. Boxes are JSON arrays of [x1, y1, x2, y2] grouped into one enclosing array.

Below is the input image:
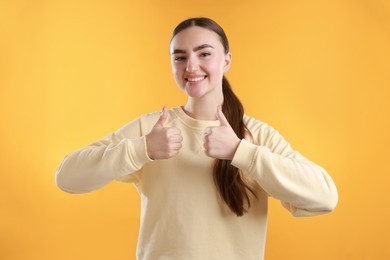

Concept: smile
[[186, 76, 207, 82]]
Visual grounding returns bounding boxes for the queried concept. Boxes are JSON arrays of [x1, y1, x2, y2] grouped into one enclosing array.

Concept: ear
[[223, 52, 232, 72]]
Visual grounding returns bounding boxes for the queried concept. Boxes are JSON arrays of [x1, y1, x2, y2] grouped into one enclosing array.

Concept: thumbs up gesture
[[146, 107, 183, 160], [203, 106, 241, 160]]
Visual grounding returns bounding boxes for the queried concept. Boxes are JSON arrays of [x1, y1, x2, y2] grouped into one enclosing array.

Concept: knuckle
[[169, 135, 177, 142]]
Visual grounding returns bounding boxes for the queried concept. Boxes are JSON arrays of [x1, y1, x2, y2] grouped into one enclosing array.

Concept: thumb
[[155, 106, 169, 127], [217, 106, 230, 127]]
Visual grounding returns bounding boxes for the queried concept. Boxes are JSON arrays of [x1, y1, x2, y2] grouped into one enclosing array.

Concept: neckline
[[172, 106, 221, 130]]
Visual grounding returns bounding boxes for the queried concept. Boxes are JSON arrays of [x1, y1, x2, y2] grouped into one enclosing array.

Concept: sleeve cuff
[[231, 139, 259, 173], [231, 139, 266, 173], [125, 135, 154, 170]]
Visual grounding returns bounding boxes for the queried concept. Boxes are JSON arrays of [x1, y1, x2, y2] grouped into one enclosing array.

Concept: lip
[[185, 75, 207, 83]]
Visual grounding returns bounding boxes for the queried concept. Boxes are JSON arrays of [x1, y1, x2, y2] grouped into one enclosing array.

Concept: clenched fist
[[146, 106, 183, 160], [203, 106, 241, 160]]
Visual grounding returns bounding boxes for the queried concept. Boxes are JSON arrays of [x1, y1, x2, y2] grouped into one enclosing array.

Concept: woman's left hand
[[203, 106, 241, 160]]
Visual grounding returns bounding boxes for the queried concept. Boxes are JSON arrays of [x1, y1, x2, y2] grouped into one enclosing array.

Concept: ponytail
[[213, 76, 257, 217]]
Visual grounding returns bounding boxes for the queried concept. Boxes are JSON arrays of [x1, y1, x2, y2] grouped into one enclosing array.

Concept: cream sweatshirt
[[55, 106, 338, 260]]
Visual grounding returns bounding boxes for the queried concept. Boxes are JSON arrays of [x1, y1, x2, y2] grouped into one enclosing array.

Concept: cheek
[[172, 63, 184, 74], [206, 60, 225, 76], [171, 66, 181, 80], [207, 54, 226, 71], [172, 65, 185, 86]]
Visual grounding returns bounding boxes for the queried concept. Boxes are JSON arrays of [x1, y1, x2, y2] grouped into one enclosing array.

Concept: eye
[[174, 56, 186, 62], [200, 52, 211, 58]]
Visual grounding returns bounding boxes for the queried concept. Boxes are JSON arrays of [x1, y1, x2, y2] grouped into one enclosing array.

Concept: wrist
[[145, 134, 155, 160]]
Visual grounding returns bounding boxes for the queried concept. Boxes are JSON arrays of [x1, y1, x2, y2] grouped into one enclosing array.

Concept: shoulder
[[120, 107, 180, 134], [243, 114, 275, 133], [109, 110, 161, 138], [139, 107, 179, 125], [243, 114, 282, 145]]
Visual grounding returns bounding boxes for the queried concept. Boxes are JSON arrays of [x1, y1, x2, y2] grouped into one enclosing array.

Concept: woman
[[56, 17, 338, 260]]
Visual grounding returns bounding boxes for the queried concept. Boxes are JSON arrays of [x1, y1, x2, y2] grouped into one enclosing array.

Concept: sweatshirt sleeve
[[55, 116, 154, 194], [231, 118, 338, 217]]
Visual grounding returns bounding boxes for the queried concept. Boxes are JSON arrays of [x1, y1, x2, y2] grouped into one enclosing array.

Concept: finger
[[170, 134, 183, 143], [177, 135, 183, 143], [217, 106, 230, 127], [155, 106, 169, 127], [171, 142, 182, 150]]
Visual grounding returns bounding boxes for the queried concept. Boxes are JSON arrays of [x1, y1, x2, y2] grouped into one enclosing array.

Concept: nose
[[186, 56, 199, 72]]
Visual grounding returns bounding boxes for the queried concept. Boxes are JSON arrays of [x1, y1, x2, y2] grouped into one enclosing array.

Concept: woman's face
[[170, 26, 231, 99]]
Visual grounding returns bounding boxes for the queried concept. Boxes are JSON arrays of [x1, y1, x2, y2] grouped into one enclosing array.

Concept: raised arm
[[231, 116, 338, 217]]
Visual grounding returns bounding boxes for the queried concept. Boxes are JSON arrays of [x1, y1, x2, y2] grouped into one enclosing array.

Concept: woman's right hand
[[145, 107, 183, 160]]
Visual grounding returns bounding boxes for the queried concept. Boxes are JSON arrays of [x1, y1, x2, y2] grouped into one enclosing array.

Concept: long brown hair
[[171, 17, 257, 216]]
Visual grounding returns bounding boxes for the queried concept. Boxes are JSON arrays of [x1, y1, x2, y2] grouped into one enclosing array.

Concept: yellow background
[[1, 0, 389, 259]]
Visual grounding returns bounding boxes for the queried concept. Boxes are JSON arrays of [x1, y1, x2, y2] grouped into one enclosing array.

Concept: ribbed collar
[[172, 106, 221, 130]]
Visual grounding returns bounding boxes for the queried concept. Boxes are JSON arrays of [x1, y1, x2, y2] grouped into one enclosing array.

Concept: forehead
[[170, 26, 223, 51]]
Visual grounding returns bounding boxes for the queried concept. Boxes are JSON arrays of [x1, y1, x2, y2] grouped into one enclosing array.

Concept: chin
[[185, 87, 209, 98], [186, 91, 206, 98]]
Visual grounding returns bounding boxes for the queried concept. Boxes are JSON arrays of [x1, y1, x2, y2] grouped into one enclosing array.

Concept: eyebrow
[[171, 44, 214, 55]]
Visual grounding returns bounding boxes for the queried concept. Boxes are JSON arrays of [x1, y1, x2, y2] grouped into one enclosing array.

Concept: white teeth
[[187, 76, 205, 82]]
